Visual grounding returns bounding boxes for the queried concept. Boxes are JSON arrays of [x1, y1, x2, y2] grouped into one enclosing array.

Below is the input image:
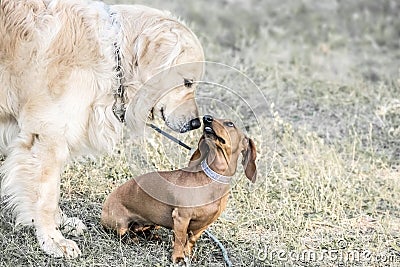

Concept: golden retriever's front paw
[[61, 217, 87, 237], [37, 230, 82, 258]]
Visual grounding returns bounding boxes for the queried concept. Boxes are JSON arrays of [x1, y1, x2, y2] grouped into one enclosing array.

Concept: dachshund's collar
[[201, 160, 231, 184]]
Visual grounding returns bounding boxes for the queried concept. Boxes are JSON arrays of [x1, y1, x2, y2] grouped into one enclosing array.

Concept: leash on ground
[[204, 230, 233, 267], [148, 123, 233, 267]]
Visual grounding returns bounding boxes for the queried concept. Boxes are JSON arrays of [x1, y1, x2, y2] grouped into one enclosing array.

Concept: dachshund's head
[[189, 115, 257, 182]]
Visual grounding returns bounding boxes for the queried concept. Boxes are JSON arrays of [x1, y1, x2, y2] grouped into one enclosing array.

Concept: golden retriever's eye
[[224, 121, 235, 127], [184, 78, 193, 88]]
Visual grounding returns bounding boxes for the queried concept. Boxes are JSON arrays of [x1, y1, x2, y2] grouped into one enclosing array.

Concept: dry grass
[[1, 0, 400, 266]]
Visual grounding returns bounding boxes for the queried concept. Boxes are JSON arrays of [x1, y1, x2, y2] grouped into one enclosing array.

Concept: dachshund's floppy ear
[[188, 135, 207, 167], [242, 137, 257, 183]]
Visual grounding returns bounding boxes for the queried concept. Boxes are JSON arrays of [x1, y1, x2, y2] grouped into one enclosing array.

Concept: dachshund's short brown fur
[[101, 116, 257, 263]]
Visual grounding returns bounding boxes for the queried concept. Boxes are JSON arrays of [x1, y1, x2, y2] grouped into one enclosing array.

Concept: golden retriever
[[0, 0, 204, 258]]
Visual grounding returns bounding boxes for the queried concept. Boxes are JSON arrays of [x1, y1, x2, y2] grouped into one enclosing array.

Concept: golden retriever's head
[[120, 7, 204, 133], [148, 59, 204, 133]]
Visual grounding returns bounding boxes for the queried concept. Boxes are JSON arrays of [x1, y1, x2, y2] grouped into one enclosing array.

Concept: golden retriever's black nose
[[180, 118, 201, 133], [189, 118, 201, 130], [203, 115, 213, 124]]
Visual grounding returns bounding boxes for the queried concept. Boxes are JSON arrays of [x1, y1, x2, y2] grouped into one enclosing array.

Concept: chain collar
[[112, 43, 126, 123], [109, 9, 126, 123], [201, 159, 232, 184]]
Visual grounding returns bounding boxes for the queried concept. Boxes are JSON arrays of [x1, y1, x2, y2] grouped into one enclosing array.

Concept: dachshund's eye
[[184, 78, 193, 88], [224, 121, 235, 127]]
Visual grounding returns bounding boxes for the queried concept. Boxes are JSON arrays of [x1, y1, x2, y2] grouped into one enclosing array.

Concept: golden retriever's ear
[[242, 138, 257, 183], [188, 135, 206, 167]]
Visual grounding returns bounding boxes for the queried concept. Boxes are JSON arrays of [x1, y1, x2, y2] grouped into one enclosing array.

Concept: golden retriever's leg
[[171, 208, 190, 263], [1, 133, 81, 258]]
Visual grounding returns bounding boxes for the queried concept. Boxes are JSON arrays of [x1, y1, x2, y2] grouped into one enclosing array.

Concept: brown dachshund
[[101, 115, 257, 263]]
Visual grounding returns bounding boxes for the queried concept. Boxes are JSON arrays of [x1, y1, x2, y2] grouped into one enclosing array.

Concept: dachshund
[[101, 115, 257, 263]]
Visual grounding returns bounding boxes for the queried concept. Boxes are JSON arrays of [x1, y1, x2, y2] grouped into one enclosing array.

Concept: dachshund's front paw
[[172, 253, 187, 265]]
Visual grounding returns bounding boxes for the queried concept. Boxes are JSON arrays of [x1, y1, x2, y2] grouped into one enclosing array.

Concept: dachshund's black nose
[[203, 115, 213, 124]]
